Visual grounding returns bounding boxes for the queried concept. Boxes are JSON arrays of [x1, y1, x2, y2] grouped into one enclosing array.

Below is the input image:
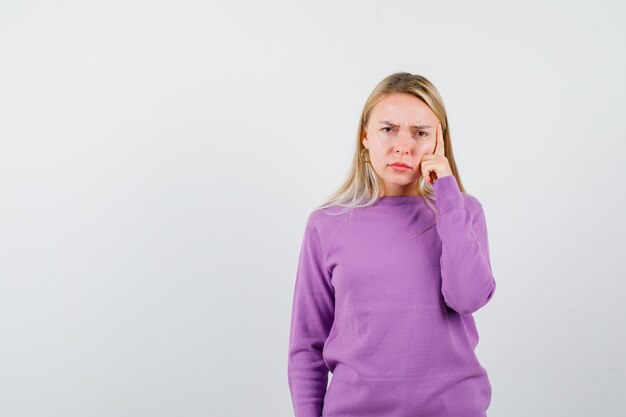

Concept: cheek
[[416, 141, 434, 155]]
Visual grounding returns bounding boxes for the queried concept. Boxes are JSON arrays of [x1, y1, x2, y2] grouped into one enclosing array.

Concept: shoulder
[[461, 192, 486, 219], [307, 205, 350, 230], [304, 205, 351, 251], [462, 191, 482, 209]]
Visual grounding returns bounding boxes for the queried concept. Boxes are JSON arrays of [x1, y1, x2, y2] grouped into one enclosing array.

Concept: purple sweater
[[287, 175, 497, 417]]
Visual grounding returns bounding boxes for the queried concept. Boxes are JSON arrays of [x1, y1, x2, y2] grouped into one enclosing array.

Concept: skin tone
[[362, 92, 453, 196]]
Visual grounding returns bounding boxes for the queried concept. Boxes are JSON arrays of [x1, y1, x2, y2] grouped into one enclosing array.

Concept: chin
[[388, 174, 419, 182]]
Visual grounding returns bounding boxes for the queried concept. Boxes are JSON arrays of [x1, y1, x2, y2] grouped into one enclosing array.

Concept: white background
[[1, 1, 625, 416]]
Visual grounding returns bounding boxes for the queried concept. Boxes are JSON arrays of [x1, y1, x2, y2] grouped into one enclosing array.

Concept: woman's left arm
[[433, 174, 497, 315]]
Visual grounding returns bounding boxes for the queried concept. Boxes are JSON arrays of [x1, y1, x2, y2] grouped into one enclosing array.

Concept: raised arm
[[433, 175, 497, 314], [287, 213, 335, 417]]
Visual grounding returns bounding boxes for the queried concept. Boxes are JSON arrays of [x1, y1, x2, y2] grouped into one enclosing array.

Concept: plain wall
[[1, 0, 625, 416]]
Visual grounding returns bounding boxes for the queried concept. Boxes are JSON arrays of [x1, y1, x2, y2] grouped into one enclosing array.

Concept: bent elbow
[[443, 278, 496, 315]]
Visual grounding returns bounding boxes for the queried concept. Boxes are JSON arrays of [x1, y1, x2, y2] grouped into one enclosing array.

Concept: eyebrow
[[378, 120, 433, 129]]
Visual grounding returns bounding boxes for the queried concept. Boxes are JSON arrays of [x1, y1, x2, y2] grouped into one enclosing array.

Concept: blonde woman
[[287, 72, 497, 417]]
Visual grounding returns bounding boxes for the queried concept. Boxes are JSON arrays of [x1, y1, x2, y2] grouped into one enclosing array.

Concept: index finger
[[434, 122, 445, 156]]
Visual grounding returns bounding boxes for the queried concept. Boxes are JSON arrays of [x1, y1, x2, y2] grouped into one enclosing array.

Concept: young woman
[[287, 72, 497, 417]]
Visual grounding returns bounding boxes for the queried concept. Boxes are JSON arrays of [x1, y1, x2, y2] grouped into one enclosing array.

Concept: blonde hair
[[316, 72, 467, 216]]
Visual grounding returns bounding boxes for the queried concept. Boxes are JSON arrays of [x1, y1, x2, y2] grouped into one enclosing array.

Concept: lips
[[390, 162, 410, 168]]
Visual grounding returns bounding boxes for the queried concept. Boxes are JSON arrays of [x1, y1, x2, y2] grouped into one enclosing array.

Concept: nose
[[394, 130, 413, 154]]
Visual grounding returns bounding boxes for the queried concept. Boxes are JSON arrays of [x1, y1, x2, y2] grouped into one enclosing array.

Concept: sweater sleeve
[[433, 175, 497, 315], [287, 213, 335, 417]]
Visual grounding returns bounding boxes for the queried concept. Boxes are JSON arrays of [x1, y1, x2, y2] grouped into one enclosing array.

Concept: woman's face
[[362, 92, 440, 196]]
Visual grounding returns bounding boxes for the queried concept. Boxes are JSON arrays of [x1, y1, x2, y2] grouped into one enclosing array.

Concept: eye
[[381, 127, 394, 133], [415, 131, 429, 138]]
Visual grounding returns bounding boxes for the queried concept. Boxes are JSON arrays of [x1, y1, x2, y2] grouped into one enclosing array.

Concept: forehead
[[371, 92, 437, 122]]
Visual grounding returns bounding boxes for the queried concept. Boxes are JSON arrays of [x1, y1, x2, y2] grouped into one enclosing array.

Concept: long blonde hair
[[317, 72, 466, 216]]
